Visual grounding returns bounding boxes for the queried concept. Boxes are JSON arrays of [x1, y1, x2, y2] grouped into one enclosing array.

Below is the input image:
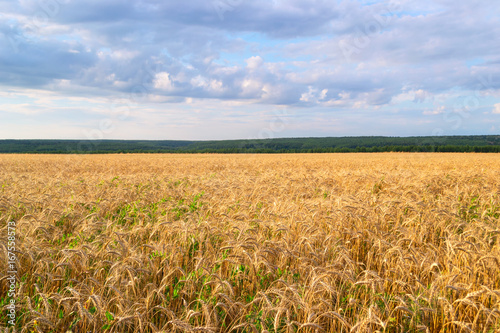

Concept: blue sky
[[0, 0, 499, 140]]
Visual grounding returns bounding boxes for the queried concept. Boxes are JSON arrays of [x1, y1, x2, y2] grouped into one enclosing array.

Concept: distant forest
[[1, 136, 500, 153]]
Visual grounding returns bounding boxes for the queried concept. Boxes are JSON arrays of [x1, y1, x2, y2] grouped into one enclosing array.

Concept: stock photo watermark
[[69, 61, 164, 153], [339, 1, 402, 61], [241, 108, 292, 150], [431, 73, 496, 141], [6, 220, 17, 327], [6, 0, 68, 53]]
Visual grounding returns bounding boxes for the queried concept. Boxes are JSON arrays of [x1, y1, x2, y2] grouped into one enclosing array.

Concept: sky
[[0, 0, 499, 140]]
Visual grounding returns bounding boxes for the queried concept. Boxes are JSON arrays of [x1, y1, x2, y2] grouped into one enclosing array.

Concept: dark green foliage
[[1, 135, 500, 154]]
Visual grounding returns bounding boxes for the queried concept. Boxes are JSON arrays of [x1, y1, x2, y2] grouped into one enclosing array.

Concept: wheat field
[[0, 153, 499, 333]]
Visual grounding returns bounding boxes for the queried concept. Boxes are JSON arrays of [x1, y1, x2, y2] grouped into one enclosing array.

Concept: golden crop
[[0, 153, 499, 332]]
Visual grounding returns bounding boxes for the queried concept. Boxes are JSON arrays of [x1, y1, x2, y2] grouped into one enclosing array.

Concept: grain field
[[0, 153, 499, 332]]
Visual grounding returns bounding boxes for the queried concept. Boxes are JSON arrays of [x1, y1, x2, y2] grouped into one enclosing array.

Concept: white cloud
[[241, 78, 263, 96], [300, 87, 330, 104], [413, 89, 430, 103], [493, 103, 500, 114], [392, 89, 433, 104], [153, 72, 174, 91], [319, 89, 328, 100], [245, 56, 264, 70], [300, 86, 317, 103], [190, 75, 224, 93], [209, 80, 224, 93], [423, 106, 446, 115], [190, 75, 207, 88]]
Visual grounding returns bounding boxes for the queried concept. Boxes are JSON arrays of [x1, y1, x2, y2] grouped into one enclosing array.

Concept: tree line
[[1, 136, 499, 153]]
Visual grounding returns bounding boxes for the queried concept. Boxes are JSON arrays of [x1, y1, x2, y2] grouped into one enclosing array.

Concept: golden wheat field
[[1, 153, 500, 333]]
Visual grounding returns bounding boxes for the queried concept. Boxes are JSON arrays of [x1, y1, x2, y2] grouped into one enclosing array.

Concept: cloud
[[493, 103, 500, 114], [3, 0, 500, 103], [190, 75, 225, 94], [300, 86, 317, 103], [1, 0, 500, 139], [413, 90, 431, 103], [153, 72, 174, 91], [245, 56, 264, 70], [423, 106, 446, 115], [319, 89, 328, 100]]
